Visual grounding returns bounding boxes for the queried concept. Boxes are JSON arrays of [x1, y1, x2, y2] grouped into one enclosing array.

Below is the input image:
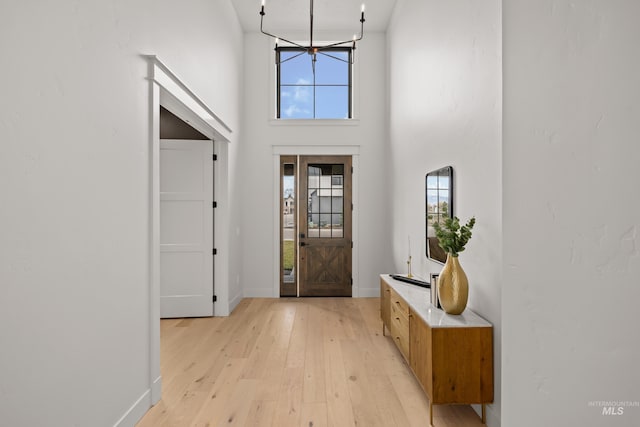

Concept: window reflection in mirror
[[426, 166, 453, 264]]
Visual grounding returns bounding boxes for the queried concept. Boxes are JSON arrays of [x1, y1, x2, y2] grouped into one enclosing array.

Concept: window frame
[[276, 46, 353, 120]]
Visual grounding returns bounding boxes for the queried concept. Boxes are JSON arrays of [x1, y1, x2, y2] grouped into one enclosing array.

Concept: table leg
[[429, 401, 433, 426], [481, 404, 486, 424]]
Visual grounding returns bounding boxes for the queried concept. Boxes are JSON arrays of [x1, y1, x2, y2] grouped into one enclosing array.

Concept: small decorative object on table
[[430, 273, 441, 308], [432, 216, 475, 314], [407, 235, 413, 278]]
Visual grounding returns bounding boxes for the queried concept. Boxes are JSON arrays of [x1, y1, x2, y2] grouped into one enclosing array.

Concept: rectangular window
[[277, 47, 352, 119]]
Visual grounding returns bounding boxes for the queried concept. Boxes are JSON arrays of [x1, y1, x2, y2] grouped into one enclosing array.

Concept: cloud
[[281, 82, 313, 118], [283, 104, 311, 118]]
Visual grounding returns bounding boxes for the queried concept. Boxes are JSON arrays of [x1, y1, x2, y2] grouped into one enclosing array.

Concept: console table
[[380, 274, 493, 426]]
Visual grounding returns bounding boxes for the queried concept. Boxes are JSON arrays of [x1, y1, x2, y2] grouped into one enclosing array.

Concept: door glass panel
[[307, 163, 345, 238], [282, 162, 296, 285]]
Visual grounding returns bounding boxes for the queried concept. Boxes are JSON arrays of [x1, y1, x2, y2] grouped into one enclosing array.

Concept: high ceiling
[[230, 0, 397, 33]]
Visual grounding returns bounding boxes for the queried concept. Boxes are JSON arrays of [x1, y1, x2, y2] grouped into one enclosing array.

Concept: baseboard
[[242, 287, 380, 298], [229, 292, 242, 313], [151, 375, 162, 405], [356, 287, 380, 297], [243, 287, 276, 298], [113, 388, 152, 427], [471, 403, 500, 427]]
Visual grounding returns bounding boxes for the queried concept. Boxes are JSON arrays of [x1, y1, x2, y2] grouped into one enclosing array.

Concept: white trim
[[272, 145, 360, 156], [269, 119, 360, 127], [150, 375, 162, 404], [148, 81, 161, 406], [212, 140, 231, 316], [229, 291, 243, 313], [146, 55, 232, 138], [113, 389, 151, 427], [146, 56, 233, 415], [245, 287, 277, 298], [357, 287, 379, 298], [272, 146, 360, 298]]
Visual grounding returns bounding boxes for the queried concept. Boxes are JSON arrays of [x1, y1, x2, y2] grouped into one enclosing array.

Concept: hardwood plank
[[302, 302, 327, 404], [323, 337, 357, 427], [271, 367, 304, 426], [187, 358, 248, 426], [340, 338, 391, 427], [285, 302, 308, 369], [244, 400, 277, 427], [300, 402, 328, 427], [136, 298, 487, 427], [211, 378, 258, 426]]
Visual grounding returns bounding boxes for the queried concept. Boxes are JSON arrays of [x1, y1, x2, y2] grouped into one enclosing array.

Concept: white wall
[[387, 0, 502, 425], [239, 31, 392, 297], [0, 1, 242, 426], [503, 2, 640, 426]]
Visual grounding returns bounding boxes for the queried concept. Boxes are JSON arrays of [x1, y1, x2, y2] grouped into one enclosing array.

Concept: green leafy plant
[[432, 216, 476, 257]]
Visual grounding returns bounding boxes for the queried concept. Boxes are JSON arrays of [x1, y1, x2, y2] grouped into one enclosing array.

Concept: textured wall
[[387, 0, 502, 424], [0, 1, 242, 425], [503, 1, 640, 426]]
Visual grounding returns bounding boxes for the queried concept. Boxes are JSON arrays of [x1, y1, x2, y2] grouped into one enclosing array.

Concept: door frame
[[147, 56, 232, 405], [272, 145, 360, 298]]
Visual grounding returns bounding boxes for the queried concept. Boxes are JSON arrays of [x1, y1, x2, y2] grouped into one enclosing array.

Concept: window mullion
[[276, 47, 351, 119]]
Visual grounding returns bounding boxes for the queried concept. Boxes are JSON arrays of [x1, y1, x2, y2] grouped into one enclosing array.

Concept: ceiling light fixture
[[259, 0, 365, 69]]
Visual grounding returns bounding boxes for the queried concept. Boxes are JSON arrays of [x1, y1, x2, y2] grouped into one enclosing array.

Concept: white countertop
[[381, 274, 491, 328]]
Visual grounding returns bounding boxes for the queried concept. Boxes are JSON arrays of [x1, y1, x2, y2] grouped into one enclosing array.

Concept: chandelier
[[259, 0, 366, 68]]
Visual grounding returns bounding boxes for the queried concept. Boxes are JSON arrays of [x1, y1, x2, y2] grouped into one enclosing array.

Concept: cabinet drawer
[[390, 289, 409, 317], [392, 319, 410, 359], [389, 291, 410, 360]]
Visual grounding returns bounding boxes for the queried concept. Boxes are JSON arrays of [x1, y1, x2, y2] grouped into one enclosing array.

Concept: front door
[[159, 139, 214, 317], [298, 156, 352, 297]]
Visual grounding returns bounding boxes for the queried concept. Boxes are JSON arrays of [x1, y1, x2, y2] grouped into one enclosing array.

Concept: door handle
[[300, 242, 307, 247]]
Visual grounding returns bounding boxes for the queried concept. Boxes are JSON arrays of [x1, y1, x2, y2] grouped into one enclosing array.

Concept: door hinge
[[213, 295, 217, 303], [213, 154, 217, 161], [351, 203, 354, 211], [351, 166, 353, 174], [213, 248, 217, 255], [350, 277, 353, 285], [351, 241, 353, 249], [212, 201, 217, 208]]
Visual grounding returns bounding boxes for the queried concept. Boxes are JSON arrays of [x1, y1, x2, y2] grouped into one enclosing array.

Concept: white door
[[160, 139, 214, 318]]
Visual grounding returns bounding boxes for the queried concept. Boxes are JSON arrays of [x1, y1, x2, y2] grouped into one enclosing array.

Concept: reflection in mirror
[[426, 166, 453, 264]]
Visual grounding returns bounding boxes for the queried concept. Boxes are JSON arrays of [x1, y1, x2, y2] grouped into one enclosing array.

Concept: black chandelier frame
[[260, 0, 366, 67]]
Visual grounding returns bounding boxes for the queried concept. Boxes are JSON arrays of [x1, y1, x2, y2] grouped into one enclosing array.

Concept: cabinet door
[[380, 279, 391, 330], [430, 327, 494, 404], [409, 310, 432, 398]]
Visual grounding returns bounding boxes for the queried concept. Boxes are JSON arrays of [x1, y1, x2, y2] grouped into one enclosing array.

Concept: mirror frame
[[425, 166, 454, 264]]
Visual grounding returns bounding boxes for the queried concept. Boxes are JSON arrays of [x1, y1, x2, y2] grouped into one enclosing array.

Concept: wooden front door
[[298, 156, 352, 297]]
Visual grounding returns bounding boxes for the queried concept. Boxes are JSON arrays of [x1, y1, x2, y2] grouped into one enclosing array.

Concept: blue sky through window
[[279, 49, 350, 119]]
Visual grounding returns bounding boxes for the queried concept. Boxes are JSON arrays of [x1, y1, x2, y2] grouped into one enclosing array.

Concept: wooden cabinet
[[380, 279, 391, 334], [380, 275, 493, 426]]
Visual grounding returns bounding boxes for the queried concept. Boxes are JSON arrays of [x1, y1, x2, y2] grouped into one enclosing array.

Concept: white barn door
[[160, 139, 214, 318]]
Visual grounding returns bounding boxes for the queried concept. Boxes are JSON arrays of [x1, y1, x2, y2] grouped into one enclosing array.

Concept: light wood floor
[[136, 298, 486, 427]]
